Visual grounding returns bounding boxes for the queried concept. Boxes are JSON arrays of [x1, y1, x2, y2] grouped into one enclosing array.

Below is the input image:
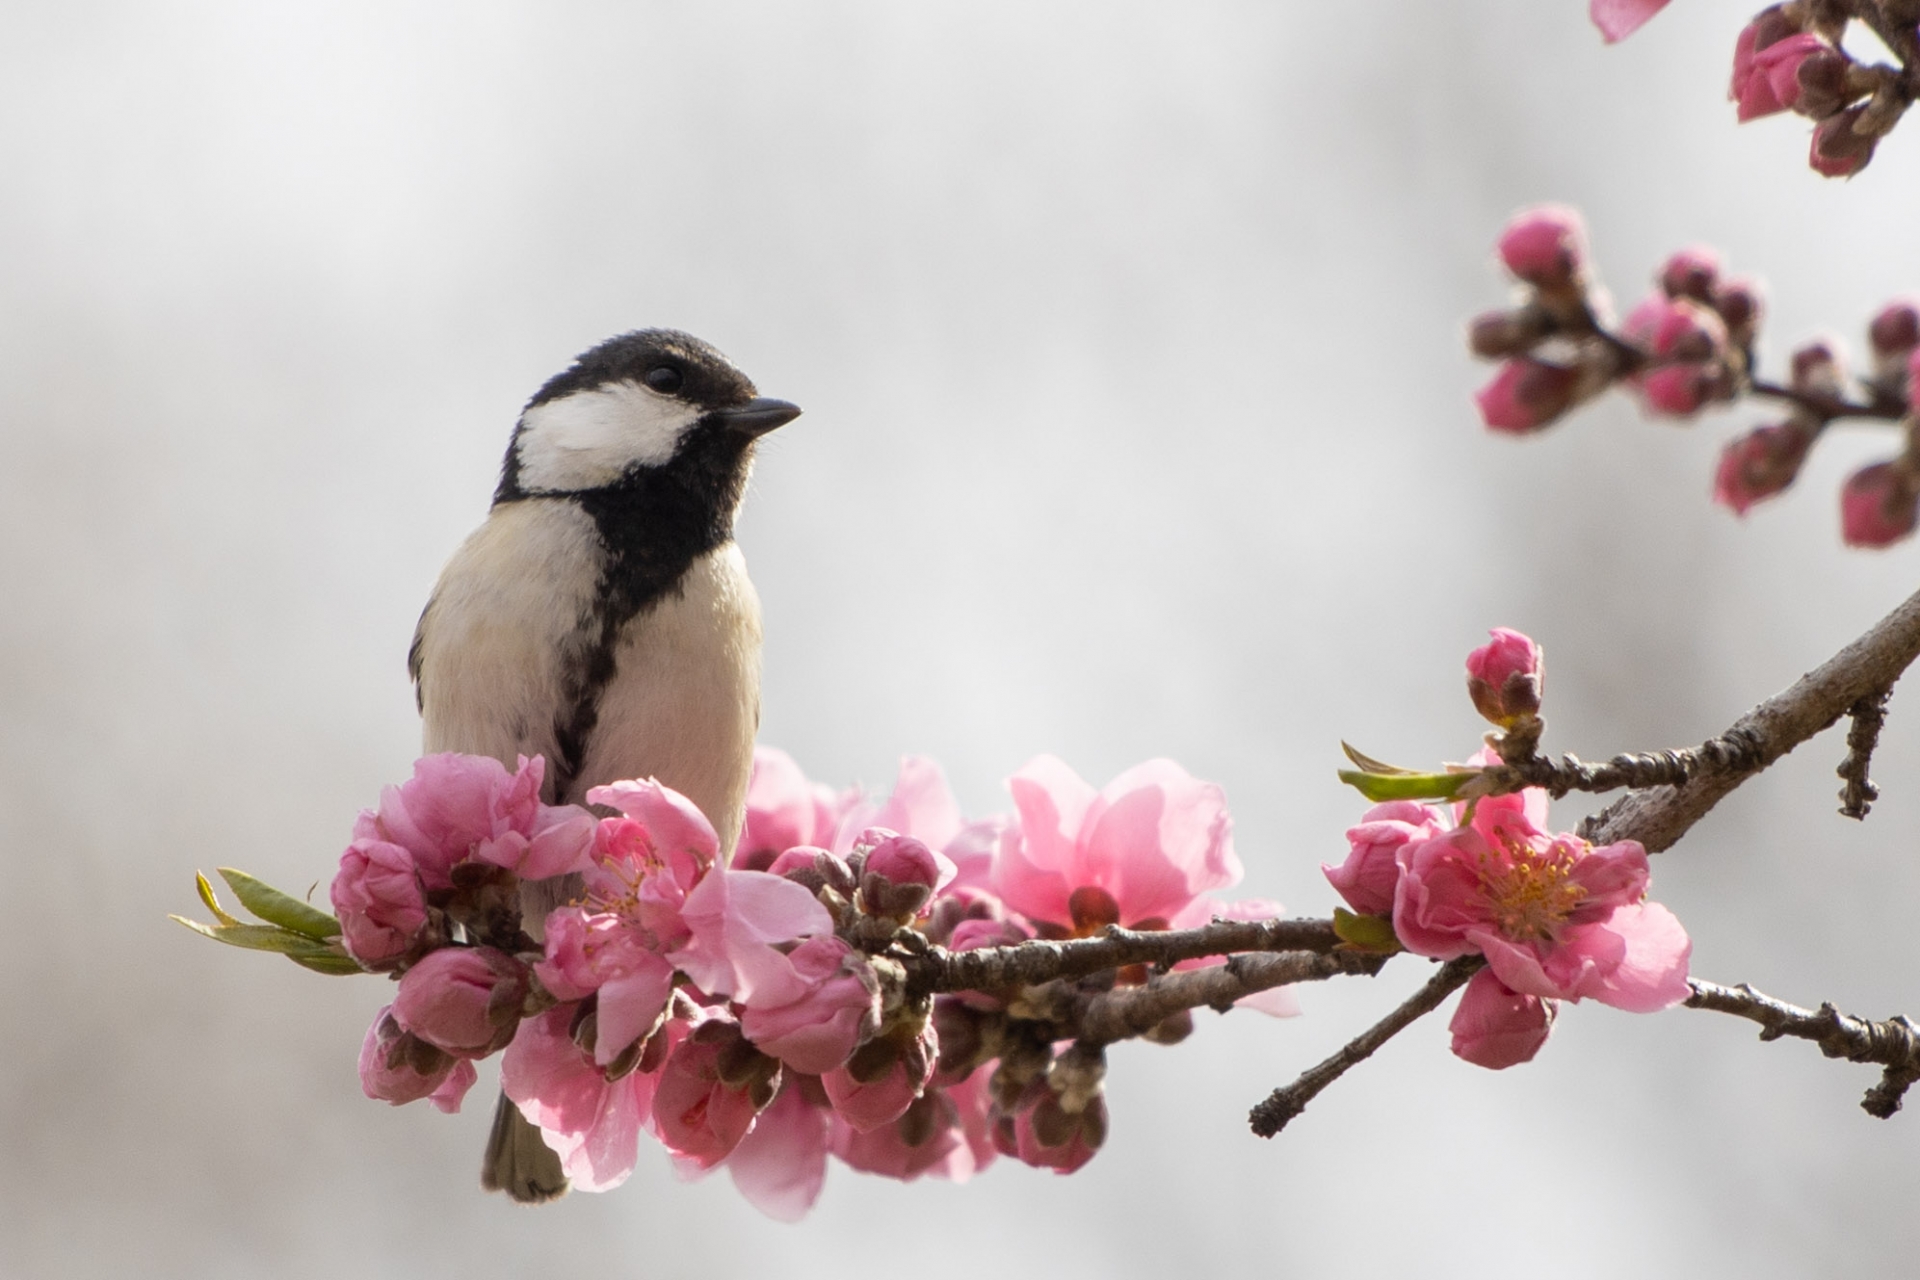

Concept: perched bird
[[407, 329, 800, 1202]]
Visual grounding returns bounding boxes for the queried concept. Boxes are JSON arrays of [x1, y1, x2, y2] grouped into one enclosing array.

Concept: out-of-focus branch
[[1247, 957, 1482, 1138], [1071, 950, 1388, 1047], [1686, 978, 1920, 1118], [905, 917, 1341, 999], [1578, 585, 1920, 852]]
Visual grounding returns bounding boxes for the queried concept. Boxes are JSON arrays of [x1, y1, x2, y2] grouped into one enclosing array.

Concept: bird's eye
[[643, 366, 683, 395]]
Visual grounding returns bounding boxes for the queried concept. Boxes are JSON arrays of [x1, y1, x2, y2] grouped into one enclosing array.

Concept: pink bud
[[1324, 801, 1441, 916], [739, 936, 881, 1075], [767, 845, 857, 901], [1712, 422, 1818, 516], [1496, 205, 1588, 289], [1627, 295, 1728, 362], [1474, 359, 1581, 434], [357, 1006, 479, 1111], [1732, 32, 1843, 122], [1639, 365, 1719, 417], [1466, 628, 1545, 727], [392, 946, 530, 1060], [1448, 969, 1556, 1070], [1870, 301, 1920, 366], [1789, 340, 1846, 397], [331, 838, 428, 971], [1658, 246, 1720, 302], [1711, 277, 1765, 342], [856, 829, 943, 921], [1841, 462, 1920, 547], [1811, 106, 1878, 179]]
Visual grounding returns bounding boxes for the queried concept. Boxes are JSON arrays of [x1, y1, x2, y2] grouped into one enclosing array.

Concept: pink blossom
[[1167, 895, 1302, 1017], [500, 1004, 675, 1192], [830, 1089, 966, 1181], [1841, 462, 1920, 547], [856, 829, 948, 921], [1449, 969, 1556, 1070], [1590, 0, 1668, 43], [392, 945, 530, 1059], [652, 1029, 767, 1169], [823, 1028, 937, 1133], [1465, 627, 1544, 728], [737, 747, 854, 871], [725, 1078, 830, 1221], [1869, 301, 1920, 382], [1324, 801, 1444, 917], [738, 936, 880, 1075], [355, 753, 595, 890], [994, 755, 1242, 933], [1732, 30, 1840, 122], [1393, 805, 1690, 1012], [1712, 277, 1765, 343], [1658, 246, 1719, 301], [1811, 106, 1877, 178], [1496, 205, 1588, 289], [1627, 295, 1727, 362], [831, 755, 1006, 894], [1713, 422, 1816, 515], [358, 1005, 479, 1112], [1474, 359, 1581, 434], [330, 837, 427, 970], [535, 907, 678, 1065]]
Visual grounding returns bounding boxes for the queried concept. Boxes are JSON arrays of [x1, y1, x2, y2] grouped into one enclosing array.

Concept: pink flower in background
[[736, 747, 856, 871], [1449, 969, 1556, 1069], [995, 756, 1242, 934], [331, 836, 428, 969], [1591, 0, 1669, 43], [1324, 801, 1444, 917], [358, 1006, 478, 1112], [391, 945, 529, 1059], [1465, 627, 1544, 727], [1475, 359, 1582, 433], [738, 936, 880, 1075], [834, 755, 1008, 893], [1394, 805, 1690, 1013], [1841, 462, 1920, 547], [1497, 204, 1588, 288]]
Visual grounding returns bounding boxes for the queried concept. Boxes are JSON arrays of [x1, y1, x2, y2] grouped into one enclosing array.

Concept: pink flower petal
[[1591, 901, 1693, 1012], [726, 1081, 830, 1221], [1591, 0, 1669, 43], [587, 778, 721, 865], [871, 756, 965, 851], [1449, 969, 1555, 1069]]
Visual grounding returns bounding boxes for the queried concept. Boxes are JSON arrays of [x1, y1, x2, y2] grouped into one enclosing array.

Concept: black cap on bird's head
[[496, 329, 801, 504]]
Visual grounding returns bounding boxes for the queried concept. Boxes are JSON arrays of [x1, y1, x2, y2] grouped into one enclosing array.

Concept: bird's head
[[495, 329, 800, 503]]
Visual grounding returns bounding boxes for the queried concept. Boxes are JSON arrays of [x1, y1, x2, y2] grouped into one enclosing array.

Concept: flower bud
[[1324, 800, 1442, 916], [391, 945, 530, 1060], [1712, 422, 1818, 515], [1789, 339, 1846, 398], [1658, 246, 1719, 302], [357, 1006, 478, 1111], [1449, 969, 1556, 1070], [1474, 359, 1582, 434], [1465, 628, 1545, 728], [739, 935, 881, 1075], [856, 830, 941, 921], [1841, 461, 1920, 547], [1496, 205, 1588, 290], [766, 845, 857, 900], [1733, 31, 1847, 122], [1810, 106, 1878, 178], [331, 838, 428, 971], [1869, 301, 1920, 384], [1710, 278, 1765, 346], [652, 1027, 767, 1167]]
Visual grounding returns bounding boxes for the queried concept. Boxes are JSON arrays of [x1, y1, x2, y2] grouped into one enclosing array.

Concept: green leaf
[[1332, 907, 1402, 953], [1337, 768, 1482, 803], [195, 872, 242, 927], [217, 867, 339, 940], [1340, 742, 1420, 776], [171, 914, 364, 975]]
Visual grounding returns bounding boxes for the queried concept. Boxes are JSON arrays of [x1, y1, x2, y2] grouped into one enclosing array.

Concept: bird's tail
[[481, 1091, 569, 1204]]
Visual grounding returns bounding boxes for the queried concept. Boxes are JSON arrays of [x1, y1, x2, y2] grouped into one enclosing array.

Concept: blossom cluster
[[331, 748, 1288, 1219], [1323, 628, 1693, 1067], [1471, 204, 1920, 548], [1591, 2, 1911, 179]]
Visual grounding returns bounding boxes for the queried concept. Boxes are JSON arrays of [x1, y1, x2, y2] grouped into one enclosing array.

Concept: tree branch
[[1685, 978, 1920, 1118], [1578, 585, 1920, 852], [1247, 957, 1482, 1138], [1836, 685, 1894, 819], [1071, 949, 1389, 1046]]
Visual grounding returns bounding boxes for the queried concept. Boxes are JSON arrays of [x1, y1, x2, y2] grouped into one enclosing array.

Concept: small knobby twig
[[904, 917, 1341, 1000], [1071, 950, 1389, 1047], [1836, 684, 1894, 819], [1247, 957, 1482, 1138], [1686, 978, 1920, 1118], [1581, 584, 1920, 852], [1486, 728, 1767, 803]]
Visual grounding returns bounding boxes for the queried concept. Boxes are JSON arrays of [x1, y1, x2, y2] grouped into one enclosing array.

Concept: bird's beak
[[711, 397, 802, 437]]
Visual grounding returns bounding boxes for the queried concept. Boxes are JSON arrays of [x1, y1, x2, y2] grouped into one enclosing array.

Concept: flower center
[[1477, 833, 1587, 942]]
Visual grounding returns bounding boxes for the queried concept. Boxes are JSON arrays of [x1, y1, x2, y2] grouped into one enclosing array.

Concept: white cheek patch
[[512, 381, 703, 492]]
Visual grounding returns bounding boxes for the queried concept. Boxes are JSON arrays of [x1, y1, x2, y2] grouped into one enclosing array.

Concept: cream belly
[[414, 498, 762, 854]]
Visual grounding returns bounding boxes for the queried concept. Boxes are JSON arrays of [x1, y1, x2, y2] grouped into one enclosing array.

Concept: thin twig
[[1489, 729, 1766, 801], [1685, 978, 1920, 1118], [905, 918, 1341, 999], [1580, 585, 1920, 852], [1247, 957, 1482, 1138], [1836, 685, 1894, 819], [1071, 950, 1389, 1046]]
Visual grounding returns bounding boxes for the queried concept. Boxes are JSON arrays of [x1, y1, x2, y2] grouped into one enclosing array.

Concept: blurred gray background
[[4, 1, 1917, 1275]]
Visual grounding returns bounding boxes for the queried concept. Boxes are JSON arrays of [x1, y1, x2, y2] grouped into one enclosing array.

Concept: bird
[[406, 328, 800, 1203]]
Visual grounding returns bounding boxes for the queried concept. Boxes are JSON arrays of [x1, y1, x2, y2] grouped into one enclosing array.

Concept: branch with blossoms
[[1593, 1, 1920, 179], [1470, 203, 1920, 546], [176, 581, 1920, 1217]]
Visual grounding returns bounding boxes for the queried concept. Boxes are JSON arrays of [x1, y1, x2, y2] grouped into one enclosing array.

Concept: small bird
[[407, 329, 799, 1202]]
